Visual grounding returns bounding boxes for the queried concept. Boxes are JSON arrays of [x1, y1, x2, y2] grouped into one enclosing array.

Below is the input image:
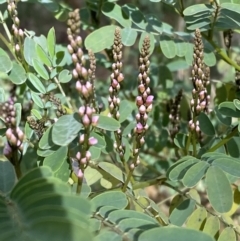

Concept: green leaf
[[107, 209, 158, 224], [119, 100, 133, 123], [182, 161, 210, 188], [95, 115, 120, 131], [0, 87, 5, 102], [85, 25, 116, 53], [204, 48, 216, 67], [122, 4, 146, 29], [91, 191, 128, 211], [174, 38, 187, 57], [226, 137, 240, 158], [39, 126, 55, 150], [121, 27, 138, 46], [28, 73, 46, 94], [218, 227, 236, 241], [32, 58, 49, 80], [169, 199, 196, 226], [24, 37, 38, 66], [102, 2, 131, 28], [0, 55, 12, 73], [98, 162, 125, 184], [52, 113, 82, 146], [47, 27, 56, 60], [9, 62, 27, 85], [212, 157, 240, 177], [203, 216, 220, 238], [43, 146, 68, 179], [159, 35, 176, 59], [94, 231, 122, 241], [206, 166, 233, 213], [58, 69, 72, 83], [215, 106, 231, 126], [174, 133, 188, 149], [35, 44, 52, 66], [139, 227, 214, 241], [0, 160, 16, 194], [0, 166, 93, 241], [168, 158, 199, 181], [139, 32, 155, 55], [198, 112, 215, 136], [218, 101, 240, 117], [31, 92, 44, 108], [186, 207, 207, 230]]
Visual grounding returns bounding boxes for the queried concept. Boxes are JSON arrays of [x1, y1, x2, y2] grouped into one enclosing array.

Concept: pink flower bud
[[136, 113, 141, 121], [76, 81, 82, 92], [86, 106, 92, 116], [78, 106, 85, 116], [140, 137, 145, 145], [81, 67, 88, 79], [136, 96, 143, 106], [82, 114, 90, 127], [67, 44, 74, 54], [112, 79, 118, 88], [79, 134, 85, 144], [81, 85, 90, 98], [136, 122, 144, 133], [86, 151, 91, 161], [80, 158, 87, 165], [146, 104, 152, 113], [73, 69, 78, 79], [6, 128, 12, 140], [139, 105, 146, 114], [92, 115, 99, 126], [117, 73, 124, 83], [88, 137, 98, 146], [76, 152, 81, 160], [138, 84, 145, 93], [85, 81, 93, 92], [71, 53, 78, 63], [78, 169, 84, 179], [146, 95, 154, 106]]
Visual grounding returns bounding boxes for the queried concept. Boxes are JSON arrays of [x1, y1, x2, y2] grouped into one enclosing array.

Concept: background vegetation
[[1, 0, 240, 241]]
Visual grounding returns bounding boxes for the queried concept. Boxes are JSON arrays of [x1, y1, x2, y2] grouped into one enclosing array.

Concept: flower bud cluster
[[168, 89, 182, 140], [108, 28, 123, 119], [27, 116, 45, 139], [67, 10, 98, 177], [190, 29, 210, 133], [48, 93, 66, 117], [1, 98, 24, 163], [132, 36, 153, 169], [7, 0, 24, 58], [108, 28, 126, 157]]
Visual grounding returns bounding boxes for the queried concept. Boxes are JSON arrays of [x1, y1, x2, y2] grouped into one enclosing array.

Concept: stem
[[163, 180, 240, 236], [122, 168, 133, 192], [0, 33, 18, 61], [207, 126, 238, 152], [132, 175, 167, 190], [52, 76, 73, 109], [76, 177, 83, 194], [202, 33, 240, 71], [0, 11, 12, 41]]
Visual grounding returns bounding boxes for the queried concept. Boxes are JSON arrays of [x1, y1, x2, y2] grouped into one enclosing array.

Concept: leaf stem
[[207, 126, 238, 152], [0, 11, 12, 41]]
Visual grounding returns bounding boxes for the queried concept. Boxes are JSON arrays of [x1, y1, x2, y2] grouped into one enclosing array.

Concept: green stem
[[202, 33, 240, 71], [122, 168, 133, 192], [76, 177, 83, 194], [0, 33, 18, 61], [52, 76, 72, 109], [207, 126, 238, 152], [0, 11, 12, 41], [132, 175, 167, 190]]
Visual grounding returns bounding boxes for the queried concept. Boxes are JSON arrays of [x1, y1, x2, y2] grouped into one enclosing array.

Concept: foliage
[[1, 0, 240, 240]]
